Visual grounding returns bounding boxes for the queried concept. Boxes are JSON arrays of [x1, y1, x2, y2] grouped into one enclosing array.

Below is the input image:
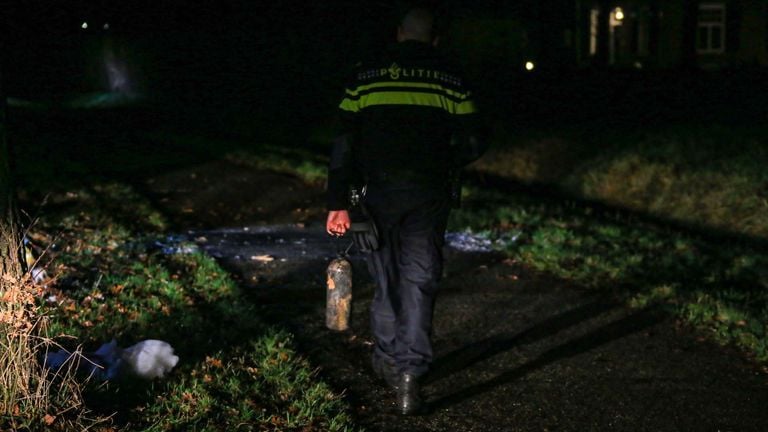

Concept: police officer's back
[[327, 15, 483, 211], [325, 7, 485, 416]]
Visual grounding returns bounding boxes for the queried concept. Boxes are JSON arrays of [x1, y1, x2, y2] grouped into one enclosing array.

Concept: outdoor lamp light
[[614, 7, 624, 21], [81, 22, 88, 29], [525, 61, 535, 71]]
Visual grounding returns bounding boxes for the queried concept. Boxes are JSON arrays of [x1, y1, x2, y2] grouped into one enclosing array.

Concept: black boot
[[372, 355, 400, 389], [396, 373, 423, 415]]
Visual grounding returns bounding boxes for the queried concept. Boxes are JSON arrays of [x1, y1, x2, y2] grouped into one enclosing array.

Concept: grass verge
[[0, 246, 99, 430], [474, 124, 768, 239], [17, 182, 357, 430]]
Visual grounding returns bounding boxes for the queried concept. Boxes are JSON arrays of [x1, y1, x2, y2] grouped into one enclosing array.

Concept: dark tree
[[0, 69, 23, 285]]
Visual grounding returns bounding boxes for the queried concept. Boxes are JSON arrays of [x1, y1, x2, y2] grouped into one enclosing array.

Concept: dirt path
[[147, 160, 768, 432]]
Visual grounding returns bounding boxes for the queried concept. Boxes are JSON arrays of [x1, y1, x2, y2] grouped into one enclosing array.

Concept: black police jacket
[[327, 40, 485, 210]]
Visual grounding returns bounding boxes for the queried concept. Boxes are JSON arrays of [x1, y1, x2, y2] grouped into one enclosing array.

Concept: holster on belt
[[348, 185, 380, 252]]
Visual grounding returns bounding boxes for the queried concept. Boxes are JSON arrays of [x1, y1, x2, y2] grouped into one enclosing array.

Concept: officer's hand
[[326, 210, 351, 236]]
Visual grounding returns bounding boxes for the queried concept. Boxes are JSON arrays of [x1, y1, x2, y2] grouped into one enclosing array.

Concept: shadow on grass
[[63, 261, 268, 424], [460, 170, 768, 346], [466, 170, 768, 253]]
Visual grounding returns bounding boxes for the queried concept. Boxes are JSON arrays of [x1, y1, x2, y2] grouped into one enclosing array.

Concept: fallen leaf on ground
[[205, 357, 223, 368], [251, 255, 274, 262]]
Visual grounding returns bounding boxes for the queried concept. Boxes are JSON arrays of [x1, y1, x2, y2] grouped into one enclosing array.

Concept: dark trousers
[[364, 189, 450, 377]]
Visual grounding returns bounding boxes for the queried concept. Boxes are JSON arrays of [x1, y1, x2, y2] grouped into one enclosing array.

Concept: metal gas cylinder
[[326, 257, 352, 331]]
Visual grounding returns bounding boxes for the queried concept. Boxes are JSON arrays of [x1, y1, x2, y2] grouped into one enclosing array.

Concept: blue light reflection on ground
[[152, 225, 520, 259]]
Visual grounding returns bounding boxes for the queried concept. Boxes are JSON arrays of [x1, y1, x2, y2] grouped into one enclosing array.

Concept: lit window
[[697, 3, 726, 54]]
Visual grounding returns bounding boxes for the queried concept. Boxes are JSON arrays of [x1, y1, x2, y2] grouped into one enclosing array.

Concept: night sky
[[5, 1, 421, 96], [3, 1, 541, 96], [3, 1, 765, 135], [4, 1, 440, 139]]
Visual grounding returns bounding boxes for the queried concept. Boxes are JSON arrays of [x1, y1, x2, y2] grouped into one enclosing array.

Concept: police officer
[[326, 7, 485, 415]]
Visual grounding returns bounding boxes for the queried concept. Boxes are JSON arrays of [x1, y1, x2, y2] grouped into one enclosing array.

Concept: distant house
[[452, 0, 768, 70], [574, 0, 768, 69]]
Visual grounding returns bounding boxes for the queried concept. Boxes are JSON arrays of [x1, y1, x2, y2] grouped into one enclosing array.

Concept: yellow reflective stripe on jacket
[[339, 97, 359, 112], [339, 86, 477, 115], [345, 81, 472, 101]]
